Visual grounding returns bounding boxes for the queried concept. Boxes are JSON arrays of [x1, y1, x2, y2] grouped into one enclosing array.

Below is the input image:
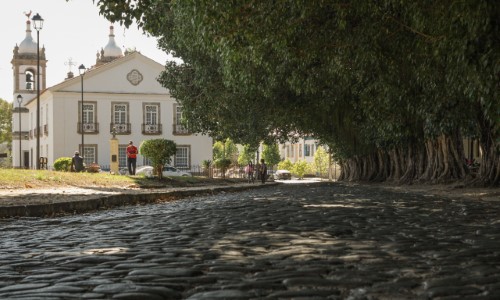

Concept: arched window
[[25, 70, 34, 90]]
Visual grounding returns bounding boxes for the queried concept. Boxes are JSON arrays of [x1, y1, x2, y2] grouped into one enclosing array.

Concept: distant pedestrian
[[71, 151, 84, 172], [127, 140, 138, 175], [245, 161, 255, 183], [259, 158, 267, 184]]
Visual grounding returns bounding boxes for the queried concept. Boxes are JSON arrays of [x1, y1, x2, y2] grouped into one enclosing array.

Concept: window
[[175, 105, 183, 126], [143, 103, 161, 134], [145, 104, 158, 125], [304, 144, 311, 157], [79, 102, 97, 133], [119, 145, 127, 168], [175, 146, 190, 168], [290, 144, 295, 158], [25, 70, 34, 90], [173, 104, 189, 134], [112, 103, 130, 134], [114, 104, 127, 124], [82, 145, 97, 166], [83, 103, 94, 124], [299, 144, 302, 157]]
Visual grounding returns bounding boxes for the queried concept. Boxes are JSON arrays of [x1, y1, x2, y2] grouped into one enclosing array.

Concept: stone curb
[[0, 183, 278, 218]]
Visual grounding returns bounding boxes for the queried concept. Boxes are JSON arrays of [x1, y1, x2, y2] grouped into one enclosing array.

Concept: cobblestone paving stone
[[0, 182, 499, 299]]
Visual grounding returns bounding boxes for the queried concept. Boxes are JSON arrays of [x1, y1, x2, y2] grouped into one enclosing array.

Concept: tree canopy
[[93, 0, 499, 185], [0, 99, 12, 146], [139, 138, 177, 179]]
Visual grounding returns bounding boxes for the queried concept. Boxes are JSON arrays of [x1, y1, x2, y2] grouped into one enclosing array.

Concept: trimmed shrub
[[53, 157, 72, 172]]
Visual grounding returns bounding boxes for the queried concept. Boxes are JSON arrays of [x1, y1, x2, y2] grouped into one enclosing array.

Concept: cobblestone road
[[0, 182, 499, 299]]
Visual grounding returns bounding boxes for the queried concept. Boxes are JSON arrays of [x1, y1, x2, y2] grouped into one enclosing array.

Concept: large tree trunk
[[415, 143, 427, 180], [363, 153, 378, 181], [399, 145, 415, 184], [388, 148, 401, 182], [478, 112, 500, 186], [338, 130, 490, 185], [435, 133, 466, 183], [420, 140, 434, 182], [373, 149, 390, 182]]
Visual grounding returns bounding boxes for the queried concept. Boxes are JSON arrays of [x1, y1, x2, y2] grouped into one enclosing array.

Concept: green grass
[[0, 168, 245, 189]]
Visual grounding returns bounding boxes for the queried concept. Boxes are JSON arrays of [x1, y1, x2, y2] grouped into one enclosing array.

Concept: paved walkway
[[0, 181, 499, 299], [0, 182, 277, 218]]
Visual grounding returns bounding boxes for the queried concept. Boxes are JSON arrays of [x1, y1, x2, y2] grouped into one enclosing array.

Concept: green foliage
[[261, 143, 281, 168], [213, 142, 224, 161], [292, 160, 310, 180], [277, 159, 294, 171], [314, 146, 330, 177], [214, 158, 232, 169], [0, 142, 10, 168], [213, 138, 238, 163], [139, 139, 177, 179], [202, 160, 211, 169], [237, 144, 257, 166], [0, 99, 13, 145], [94, 0, 500, 184], [53, 157, 72, 172], [214, 157, 232, 178]]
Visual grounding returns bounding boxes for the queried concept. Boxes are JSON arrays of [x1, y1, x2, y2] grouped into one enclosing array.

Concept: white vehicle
[[273, 169, 292, 180], [135, 165, 192, 177]]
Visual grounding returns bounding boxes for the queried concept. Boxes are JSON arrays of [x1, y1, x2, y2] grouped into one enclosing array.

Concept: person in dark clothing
[[71, 151, 85, 172], [259, 158, 267, 184]]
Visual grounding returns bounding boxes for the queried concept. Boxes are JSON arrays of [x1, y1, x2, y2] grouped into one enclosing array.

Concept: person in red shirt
[[126, 140, 138, 175]]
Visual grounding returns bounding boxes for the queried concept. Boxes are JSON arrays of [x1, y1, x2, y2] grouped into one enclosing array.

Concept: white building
[[278, 137, 319, 163], [11, 19, 212, 170]]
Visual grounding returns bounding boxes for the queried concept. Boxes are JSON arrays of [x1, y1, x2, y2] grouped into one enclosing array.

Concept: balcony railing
[[77, 122, 99, 134], [110, 123, 131, 134], [142, 123, 162, 135], [173, 124, 190, 135]]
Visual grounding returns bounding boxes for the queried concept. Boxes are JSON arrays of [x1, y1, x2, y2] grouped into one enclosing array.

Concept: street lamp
[[79, 64, 85, 159], [32, 13, 43, 170], [16, 95, 23, 168]]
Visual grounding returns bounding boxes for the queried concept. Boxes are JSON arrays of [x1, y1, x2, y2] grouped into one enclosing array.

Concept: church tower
[[11, 14, 47, 107], [11, 13, 47, 168], [95, 25, 124, 66]]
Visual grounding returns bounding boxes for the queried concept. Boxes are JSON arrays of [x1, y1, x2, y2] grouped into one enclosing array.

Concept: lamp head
[[16, 94, 23, 104], [32, 13, 44, 30], [78, 64, 86, 75]]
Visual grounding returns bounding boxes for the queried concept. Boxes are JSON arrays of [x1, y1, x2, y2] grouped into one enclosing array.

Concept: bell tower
[[11, 12, 48, 169], [11, 13, 47, 107]]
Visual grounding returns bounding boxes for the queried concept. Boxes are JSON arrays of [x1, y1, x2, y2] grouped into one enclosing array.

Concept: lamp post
[[78, 64, 85, 159], [32, 13, 43, 170], [16, 95, 23, 168]]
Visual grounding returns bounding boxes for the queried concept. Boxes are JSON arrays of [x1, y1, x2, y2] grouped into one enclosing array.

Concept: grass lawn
[[0, 169, 244, 190]]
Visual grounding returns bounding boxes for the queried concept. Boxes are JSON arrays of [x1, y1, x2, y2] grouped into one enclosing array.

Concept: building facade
[[278, 137, 319, 164], [11, 20, 212, 170]]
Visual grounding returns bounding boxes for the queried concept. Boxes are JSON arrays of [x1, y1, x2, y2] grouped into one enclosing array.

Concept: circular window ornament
[[127, 69, 143, 86]]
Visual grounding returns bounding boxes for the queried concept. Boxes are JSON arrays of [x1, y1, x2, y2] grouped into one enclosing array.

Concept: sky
[[0, 0, 173, 103]]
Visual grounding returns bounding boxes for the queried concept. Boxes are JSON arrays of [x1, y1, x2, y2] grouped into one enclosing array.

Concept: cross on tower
[[64, 57, 77, 73]]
